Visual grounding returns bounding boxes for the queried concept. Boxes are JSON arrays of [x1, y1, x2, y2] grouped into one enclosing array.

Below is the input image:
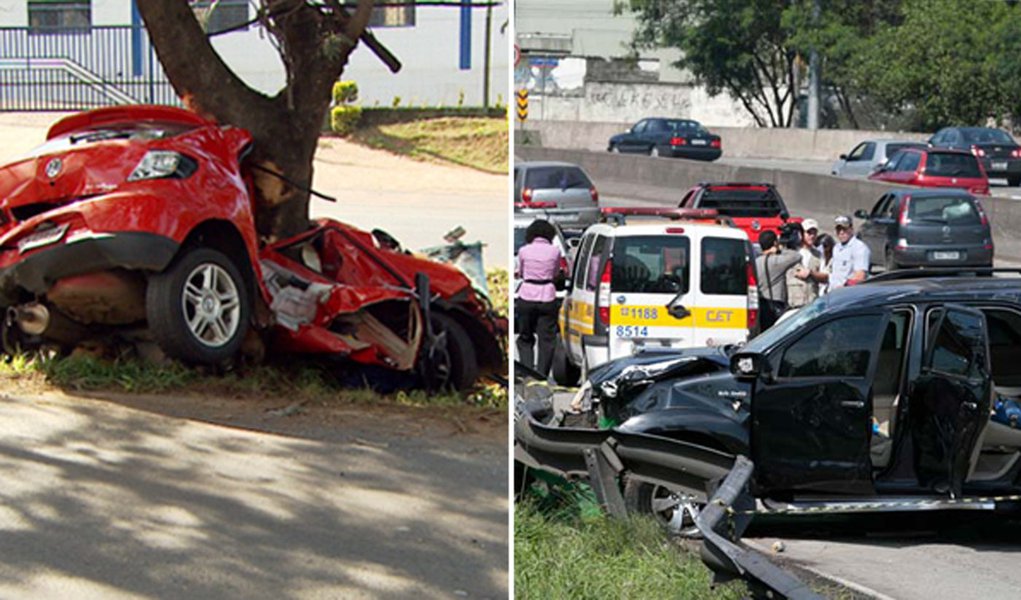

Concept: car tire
[[422, 312, 479, 392], [649, 146, 660, 158], [551, 337, 580, 386], [609, 144, 620, 153], [623, 477, 702, 538], [1010, 176, 1021, 187], [884, 247, 900, 272], [146, 247, 251, 365]]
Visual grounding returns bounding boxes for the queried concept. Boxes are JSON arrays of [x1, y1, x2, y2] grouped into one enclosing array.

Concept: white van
[[553, 209, 758, 384]]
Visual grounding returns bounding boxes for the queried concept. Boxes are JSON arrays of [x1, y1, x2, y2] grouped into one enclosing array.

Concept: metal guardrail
[[0, 26, 179, 110]]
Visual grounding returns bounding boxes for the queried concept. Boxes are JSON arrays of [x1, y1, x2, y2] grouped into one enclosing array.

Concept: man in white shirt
[[829, 214, 870, 289]]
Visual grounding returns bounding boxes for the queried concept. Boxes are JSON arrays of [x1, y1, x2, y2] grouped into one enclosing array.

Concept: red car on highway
[[868, 147, 990, 196], [678, 182, 802, 246], [0, 105, 504, 390]]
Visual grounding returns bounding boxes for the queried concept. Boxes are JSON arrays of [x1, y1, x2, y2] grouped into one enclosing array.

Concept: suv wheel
[[147, 247, 251, 365], [609, 144, 620, 153], [650, 146, 660, 158], [623, 478, 703, 538]]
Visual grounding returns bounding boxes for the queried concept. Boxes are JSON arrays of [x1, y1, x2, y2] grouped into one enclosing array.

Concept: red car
[[0, 105, 503, 390], [677, 182, 802, 246], [868, 147, 990, 196]]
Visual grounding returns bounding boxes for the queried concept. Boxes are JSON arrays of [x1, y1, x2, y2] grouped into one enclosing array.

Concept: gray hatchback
[[513, 161, 600, 226], [854, 189, 993, 270]]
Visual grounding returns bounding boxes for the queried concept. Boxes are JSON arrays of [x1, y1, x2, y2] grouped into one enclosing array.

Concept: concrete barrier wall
[[516, 146, 1021, 261], [521, 121, 929, 162]]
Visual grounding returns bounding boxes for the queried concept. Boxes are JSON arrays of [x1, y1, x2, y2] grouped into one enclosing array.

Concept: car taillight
[[899, 197, 911, 226], [522, 188, 533, 203], [590, 187, 599, 203], [746, 261, 758, 331], [971, 145, 986, 157], [670, 137, 687, 146], [598, 260, 612, 326], [559, 256, 569, 276], [1012, 149, 1021, 158], [975, 199, 989, 225], [710, 139, 722, 149]]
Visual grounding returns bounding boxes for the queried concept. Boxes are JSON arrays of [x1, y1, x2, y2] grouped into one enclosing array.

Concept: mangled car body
[[517, 272, 1021, 528], [0, 105, 503, 389]]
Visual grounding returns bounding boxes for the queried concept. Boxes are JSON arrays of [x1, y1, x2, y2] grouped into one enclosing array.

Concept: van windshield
[[611, 236, 689, 294]]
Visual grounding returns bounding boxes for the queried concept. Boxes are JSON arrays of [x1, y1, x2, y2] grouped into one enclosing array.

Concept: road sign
[[516, 88, 528, 122]]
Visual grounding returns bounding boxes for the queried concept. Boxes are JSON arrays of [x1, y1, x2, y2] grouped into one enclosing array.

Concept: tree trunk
[[136, 0, 374, 242]]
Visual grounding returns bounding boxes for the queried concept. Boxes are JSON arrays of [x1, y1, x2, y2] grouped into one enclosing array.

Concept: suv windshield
[[909, 196, 981, 225], [743, 296, 830, 353], [925, 153, 982, 178], [611, 235, 690, 294], [524, 166, 592, 190]]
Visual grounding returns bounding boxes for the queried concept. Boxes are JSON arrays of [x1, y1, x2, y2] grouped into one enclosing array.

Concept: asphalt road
[[0, 392, 507, 599]]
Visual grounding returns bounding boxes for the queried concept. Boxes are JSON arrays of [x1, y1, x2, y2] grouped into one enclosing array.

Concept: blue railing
[[0, 26, 179, 111]]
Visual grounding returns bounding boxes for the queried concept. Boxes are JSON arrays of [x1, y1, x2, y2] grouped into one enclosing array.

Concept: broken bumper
[[0, 232, 179, 305]]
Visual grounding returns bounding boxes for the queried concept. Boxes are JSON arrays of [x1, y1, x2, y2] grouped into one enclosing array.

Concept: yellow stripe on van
[[564, 300, 595, 335], [612, 305, 747, 329]]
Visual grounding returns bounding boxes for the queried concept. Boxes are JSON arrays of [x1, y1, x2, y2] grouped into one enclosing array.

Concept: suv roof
[[822, 273, 1021, 312]]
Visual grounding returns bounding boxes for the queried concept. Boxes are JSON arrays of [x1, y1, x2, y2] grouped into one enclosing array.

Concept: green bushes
[[331, 80, 361, 135]]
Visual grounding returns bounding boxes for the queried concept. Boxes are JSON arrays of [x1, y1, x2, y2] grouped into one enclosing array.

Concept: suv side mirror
[[730, 351, 771, 381], [854, 209, 869, 220]]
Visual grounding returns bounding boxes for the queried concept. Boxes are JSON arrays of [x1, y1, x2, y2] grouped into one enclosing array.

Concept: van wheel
[[147, 247, 250, 365], [623, 477, 703, 538], [551, 339, 580, 386], [884, 248, 900, 272]]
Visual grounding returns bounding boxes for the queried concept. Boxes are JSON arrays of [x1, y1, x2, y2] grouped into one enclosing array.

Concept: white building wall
[[0, 1, 509, 107]]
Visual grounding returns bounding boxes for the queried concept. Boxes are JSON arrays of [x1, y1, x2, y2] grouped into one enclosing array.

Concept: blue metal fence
[[0, 26, 179, 111]]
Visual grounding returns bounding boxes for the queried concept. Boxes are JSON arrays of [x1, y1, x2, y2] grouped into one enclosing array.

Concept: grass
[[349, 117, 508, 173], [515, 501, 747, 600], [0, 352, 506, 410]]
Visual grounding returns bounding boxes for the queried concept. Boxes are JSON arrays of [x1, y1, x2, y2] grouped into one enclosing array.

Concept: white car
[[831, 139, 927, 178]]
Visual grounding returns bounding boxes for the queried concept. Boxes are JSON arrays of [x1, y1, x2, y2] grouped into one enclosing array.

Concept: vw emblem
[[616, 295, 626, 304], [942, 225, 951, 235], [45, 158, 62, 179]]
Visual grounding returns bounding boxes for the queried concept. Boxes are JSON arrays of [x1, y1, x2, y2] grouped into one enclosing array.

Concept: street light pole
[[483, 4, 492, 108], [807, 0, 820, 130]]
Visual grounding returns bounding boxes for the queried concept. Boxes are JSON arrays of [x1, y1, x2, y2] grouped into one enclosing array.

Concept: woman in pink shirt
[[515, 220, 564, 378]]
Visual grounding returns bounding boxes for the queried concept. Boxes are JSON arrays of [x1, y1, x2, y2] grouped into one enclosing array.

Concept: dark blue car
[[608, 117, 722, 161]]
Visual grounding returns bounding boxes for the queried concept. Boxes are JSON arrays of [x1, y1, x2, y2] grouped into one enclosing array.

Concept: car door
[[620, 120, 648, 153], [752, 311, 889, 494], [842, 142, 876, 178], [910, 305, 992, 498], [860, 194, 896, 261], [606, 233, 695, 361], [561, 233, 595, 363]]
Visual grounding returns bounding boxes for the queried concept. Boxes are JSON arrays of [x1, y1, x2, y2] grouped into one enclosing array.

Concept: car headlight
[[127, 151, 197, 181]]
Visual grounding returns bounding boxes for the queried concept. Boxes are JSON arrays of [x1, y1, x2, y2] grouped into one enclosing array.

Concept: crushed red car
[[678, 182, 802, 246], [0, 105, 504, 390]]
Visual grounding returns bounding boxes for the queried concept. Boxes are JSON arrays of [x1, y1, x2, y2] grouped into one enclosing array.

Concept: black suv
[[516, 272, 1021, 527], [854, 189, 993, 270]]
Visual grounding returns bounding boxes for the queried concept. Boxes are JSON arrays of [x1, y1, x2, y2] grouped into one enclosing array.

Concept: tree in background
[[616, 0, 799, 127], [847, 0, 1021, 131], [136, 0, 389, 241]]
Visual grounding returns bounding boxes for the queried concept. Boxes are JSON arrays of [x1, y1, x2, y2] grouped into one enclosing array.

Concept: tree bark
[[136, 0, 375, 242]]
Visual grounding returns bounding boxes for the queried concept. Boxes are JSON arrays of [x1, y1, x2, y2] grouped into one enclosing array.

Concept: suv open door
[[912, 305, 992, 497]]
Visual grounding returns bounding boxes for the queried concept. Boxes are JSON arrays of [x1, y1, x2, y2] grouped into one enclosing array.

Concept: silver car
[[514, 161, 600, 226], [831, 139, 927, 178]]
